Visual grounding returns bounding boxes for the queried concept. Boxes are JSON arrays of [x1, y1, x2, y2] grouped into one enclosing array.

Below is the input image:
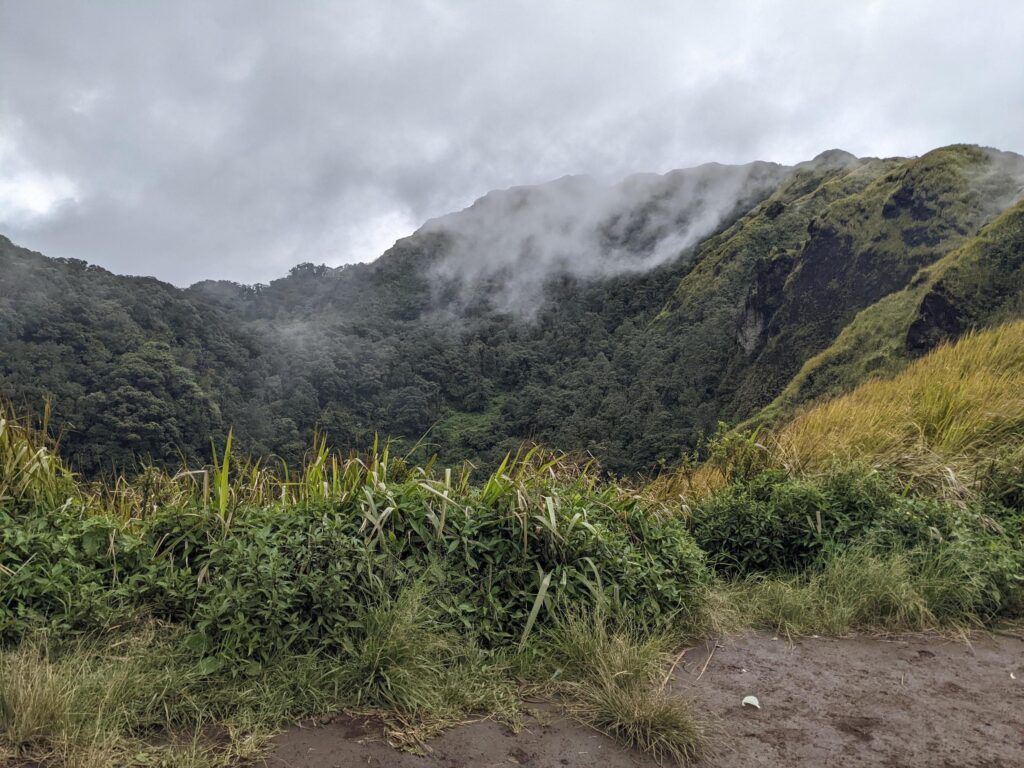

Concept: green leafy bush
[[720, 526, 1024, 636], [0, 507, 145, 641], [692, 465, 959, 574], [134, 477, 708, 666]]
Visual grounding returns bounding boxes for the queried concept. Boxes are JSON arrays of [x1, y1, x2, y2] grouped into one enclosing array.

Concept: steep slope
[[759, 176, 1024, 425], [601, 145, 1024, 451], [718, 145, 1023, 415], [773, 320, 1024, 498]]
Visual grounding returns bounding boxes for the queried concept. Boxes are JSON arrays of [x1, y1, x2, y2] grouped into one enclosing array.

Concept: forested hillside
[[1, 144, 1022, 476]]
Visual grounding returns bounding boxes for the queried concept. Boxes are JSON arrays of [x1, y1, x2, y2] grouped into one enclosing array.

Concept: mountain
[[2, 144, 1023, 476]]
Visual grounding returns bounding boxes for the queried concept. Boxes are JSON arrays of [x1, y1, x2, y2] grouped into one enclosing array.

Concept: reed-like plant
[[0, 402, 78, 510]]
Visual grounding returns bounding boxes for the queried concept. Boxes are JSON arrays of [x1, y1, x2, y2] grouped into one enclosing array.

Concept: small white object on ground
[[742, 695, 761, 709]]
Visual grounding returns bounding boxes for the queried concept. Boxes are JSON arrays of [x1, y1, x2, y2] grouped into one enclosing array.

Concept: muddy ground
[[264, 632, 1024, 767]]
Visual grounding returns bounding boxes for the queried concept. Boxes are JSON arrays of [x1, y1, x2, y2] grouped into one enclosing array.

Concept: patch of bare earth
[[682, 632, 1024, 767], [264, 632, 1024, 767], [263, 710, 655, 768]]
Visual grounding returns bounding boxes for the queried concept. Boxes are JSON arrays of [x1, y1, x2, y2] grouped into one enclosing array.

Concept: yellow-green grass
[[652, 320, 1024, 504], [775, 320, 1024, 495]]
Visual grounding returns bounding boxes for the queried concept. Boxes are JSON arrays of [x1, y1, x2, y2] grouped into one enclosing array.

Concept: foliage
[[691, 465, 961, 574], [0, 402, 77, 510], [0, 413, 711, 763], [2, 357, 1024, 766], [132, 455, 708, 663], [0, 505, 144, 640], [0, 412, 709, 660], [715, 531, 1024, 636]]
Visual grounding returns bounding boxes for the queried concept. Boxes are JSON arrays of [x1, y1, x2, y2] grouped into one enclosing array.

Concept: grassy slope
[[775, 320, 1024, 489], [681, 321, 1024, 636], [643, 145, 1024, 449], [654, 318, 1024, 509], [758, 195, 1024, 426]]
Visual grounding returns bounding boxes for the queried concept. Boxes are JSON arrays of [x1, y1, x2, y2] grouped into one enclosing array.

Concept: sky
[[1, 1, 1023, 286]]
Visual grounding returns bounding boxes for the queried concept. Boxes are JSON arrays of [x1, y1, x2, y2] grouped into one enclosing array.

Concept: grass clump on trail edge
[[533, 612, 710, 765]]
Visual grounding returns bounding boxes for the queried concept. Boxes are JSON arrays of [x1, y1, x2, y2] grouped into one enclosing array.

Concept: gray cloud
[[1, 0, 1023, 285]]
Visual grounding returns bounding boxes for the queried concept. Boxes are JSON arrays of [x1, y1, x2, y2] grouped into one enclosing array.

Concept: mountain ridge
[[2, 143, 1023, 475]]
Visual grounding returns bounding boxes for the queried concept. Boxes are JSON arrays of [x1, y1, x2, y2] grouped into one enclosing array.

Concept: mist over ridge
[[417, 159, 793, 316]]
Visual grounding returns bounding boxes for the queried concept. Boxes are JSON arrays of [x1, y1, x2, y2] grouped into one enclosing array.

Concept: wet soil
[[264, 632, 1024, 767]]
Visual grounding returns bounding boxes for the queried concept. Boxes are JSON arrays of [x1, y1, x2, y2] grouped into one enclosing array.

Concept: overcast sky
[[1, 1, 1022, 285]]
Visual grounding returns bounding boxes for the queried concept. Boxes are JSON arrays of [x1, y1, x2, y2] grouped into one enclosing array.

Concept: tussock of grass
[[335, 580, 455, 714], [570, 682, 706, 766], [718, 550, 933, 636], [537, 613, 709, 765]]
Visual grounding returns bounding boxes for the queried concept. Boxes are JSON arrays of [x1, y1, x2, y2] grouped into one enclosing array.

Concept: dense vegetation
[[2, 144, 1022, 478], [2, 323, 1024, 765]]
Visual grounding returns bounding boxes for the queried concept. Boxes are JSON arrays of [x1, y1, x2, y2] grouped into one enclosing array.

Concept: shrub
[[0, 507, 146, 642], [719, 527, 1024, 636], [692, 465, 959, 574], [919, 524, 1024, 620], [134, 476, 709, 666]]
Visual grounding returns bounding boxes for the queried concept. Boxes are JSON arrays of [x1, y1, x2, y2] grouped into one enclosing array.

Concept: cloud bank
[[1, 1, 1023, 284], [422, 161, 790, 315]]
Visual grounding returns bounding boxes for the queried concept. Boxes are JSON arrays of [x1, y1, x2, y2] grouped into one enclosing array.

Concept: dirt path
[[264, 632, 1024, 767], [683, 632, 1024, 767]]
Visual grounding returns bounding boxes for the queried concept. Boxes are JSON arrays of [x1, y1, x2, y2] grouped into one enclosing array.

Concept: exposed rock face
[[906, 285, 963, 356], [737, 249, 795, 356]]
